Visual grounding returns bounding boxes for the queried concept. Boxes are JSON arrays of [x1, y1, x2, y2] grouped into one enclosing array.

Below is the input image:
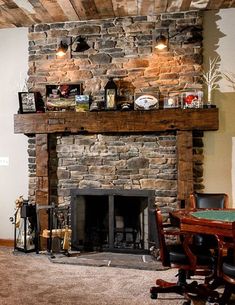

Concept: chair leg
[[150, 269, 220, 303], [150, 269, 192, 300], [177, 269, 187, 285], [218, 283, 233, 305]]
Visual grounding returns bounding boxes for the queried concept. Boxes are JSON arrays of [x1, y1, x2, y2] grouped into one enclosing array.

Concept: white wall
[[203, 9, 235, 206], [0, 28, 29, 239], [232, 138, 235, 204]]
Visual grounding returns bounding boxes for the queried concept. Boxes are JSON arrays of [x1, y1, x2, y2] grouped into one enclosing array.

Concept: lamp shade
[[74, 36, 90, 52], [56, 41, 68, 57], [155, 34, 168, 50]]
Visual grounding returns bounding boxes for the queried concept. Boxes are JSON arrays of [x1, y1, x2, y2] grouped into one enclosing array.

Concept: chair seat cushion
[[167, 244, 214, 267], [193, 234, 218, 249], [168, 244, 189, 265], [223, 262, 235, 279]]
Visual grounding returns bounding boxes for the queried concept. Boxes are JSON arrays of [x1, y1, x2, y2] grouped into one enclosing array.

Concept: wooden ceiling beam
[[180, 0, 192, 11], [70, 0, 99, 20], [167, 0, 184, 12], [0, 0, 235, 29], [37, 0, 68, 22], [190, 0, 208, 9], [154, 0, 168, 12], [0, 1, 34, 27], [56, 0, 80, 21], [126, 0, 138, 15], [112, 0, 128, 17], [222, 0, 235, 7], [28, 0, 58, 23], [1, 0, 18, 9], [206, 0, 225, 9], [138, 0, 155, 15], [93, 0, 115, 18], [79, 0, 100, 20], [0, 9, 15, 28]]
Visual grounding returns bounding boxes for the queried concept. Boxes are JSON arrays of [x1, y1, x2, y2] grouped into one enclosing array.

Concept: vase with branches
[[202, 57, 221, 106]]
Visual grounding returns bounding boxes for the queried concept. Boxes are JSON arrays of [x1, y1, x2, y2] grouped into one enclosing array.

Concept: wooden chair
[[190, 192, 229, 210], [150, 209, 219, 305], [217, 222, 235, 305]]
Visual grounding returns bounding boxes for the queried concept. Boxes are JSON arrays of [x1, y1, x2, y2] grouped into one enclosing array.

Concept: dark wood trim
[[0, 239, 14, 247], [14, 108, 219, 135], [35, 134, 50, 251], [177, 130, 193, 205]]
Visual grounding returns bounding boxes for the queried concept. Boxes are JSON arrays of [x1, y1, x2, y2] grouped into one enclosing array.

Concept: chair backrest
[[190, 192, 229, 209], [155, 209, 170, 267]]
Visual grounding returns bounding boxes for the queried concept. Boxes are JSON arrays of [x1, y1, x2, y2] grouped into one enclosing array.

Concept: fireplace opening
[[70, 189, 156, 253], [114, 196, 148, 250]]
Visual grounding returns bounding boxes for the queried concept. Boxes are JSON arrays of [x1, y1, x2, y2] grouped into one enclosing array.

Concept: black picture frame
[[18, 92, 38, 114]]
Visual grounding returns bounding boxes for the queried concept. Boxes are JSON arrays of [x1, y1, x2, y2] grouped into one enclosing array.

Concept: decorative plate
[[134, 95, 159, 110]]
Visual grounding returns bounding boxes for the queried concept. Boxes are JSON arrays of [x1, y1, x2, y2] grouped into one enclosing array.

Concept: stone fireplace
[[14, 109, 218, 252], [13, 10, 219, 253], [34, 130, 180, 253]]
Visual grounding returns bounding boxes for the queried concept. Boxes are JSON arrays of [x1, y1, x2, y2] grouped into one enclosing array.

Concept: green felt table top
[[191, 210, 235, 222]]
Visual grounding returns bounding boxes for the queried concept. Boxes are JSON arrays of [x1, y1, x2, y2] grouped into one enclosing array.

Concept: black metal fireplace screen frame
[[70, 188, 157, 253]]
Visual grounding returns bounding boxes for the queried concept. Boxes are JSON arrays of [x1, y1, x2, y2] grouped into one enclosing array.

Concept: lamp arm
[[69, 36, 79, 46], [70, 35, 86, 46]]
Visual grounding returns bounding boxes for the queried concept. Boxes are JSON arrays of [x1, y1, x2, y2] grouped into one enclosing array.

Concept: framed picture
[[75, 95, 90, 112], [18, 92, 38, 113], [46, 83, 82, 111]]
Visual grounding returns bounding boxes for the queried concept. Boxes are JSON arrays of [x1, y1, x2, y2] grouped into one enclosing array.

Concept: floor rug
[[49, 251, 168, 271]]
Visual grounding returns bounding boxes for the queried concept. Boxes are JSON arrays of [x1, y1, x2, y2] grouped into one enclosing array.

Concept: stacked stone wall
[[27, 11, 204, 210], [28, 11, 203, 101]]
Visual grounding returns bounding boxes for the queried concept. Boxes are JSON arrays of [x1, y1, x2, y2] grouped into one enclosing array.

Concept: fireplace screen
[[70, 189, 156, 253]]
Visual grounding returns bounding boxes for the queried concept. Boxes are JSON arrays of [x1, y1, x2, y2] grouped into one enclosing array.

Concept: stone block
[[79, 180, 101, 188], [140, 178, 177, 190], [125, 59, 149, 69], [34, 24, 50, 32], [149, 158, 167, 165], [89, 165, 115, 175], [89, 53, 111, 64], [57, 168, 70, 179], [70, 25, 101, 35], [127, 157, 149, 169]]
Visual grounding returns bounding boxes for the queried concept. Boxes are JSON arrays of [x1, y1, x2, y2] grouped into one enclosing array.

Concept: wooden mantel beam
[[14, 108, 219, 135]]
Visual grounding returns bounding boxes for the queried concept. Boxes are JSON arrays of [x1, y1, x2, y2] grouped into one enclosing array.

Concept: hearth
[[70, 189, 156, 253]]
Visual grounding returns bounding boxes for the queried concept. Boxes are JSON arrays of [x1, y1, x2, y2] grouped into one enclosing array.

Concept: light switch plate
[[0, 157, 9, 166]]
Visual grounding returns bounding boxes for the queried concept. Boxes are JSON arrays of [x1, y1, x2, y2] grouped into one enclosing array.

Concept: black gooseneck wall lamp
[[56, 36, 90, 57], [155, 26, 202, 50]]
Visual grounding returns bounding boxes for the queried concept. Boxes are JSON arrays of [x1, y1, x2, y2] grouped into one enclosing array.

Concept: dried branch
[[202, 57, 221, 103], [223, 72, 235, 91]]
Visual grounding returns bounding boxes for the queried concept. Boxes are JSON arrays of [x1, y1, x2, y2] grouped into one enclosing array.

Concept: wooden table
[[150, 209, 235, 303], [171, 209, 235, 238], [171, 209, 235, 277]]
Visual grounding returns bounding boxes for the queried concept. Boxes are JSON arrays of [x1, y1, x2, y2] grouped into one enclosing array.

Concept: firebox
[[70, 189, 156, 253]]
